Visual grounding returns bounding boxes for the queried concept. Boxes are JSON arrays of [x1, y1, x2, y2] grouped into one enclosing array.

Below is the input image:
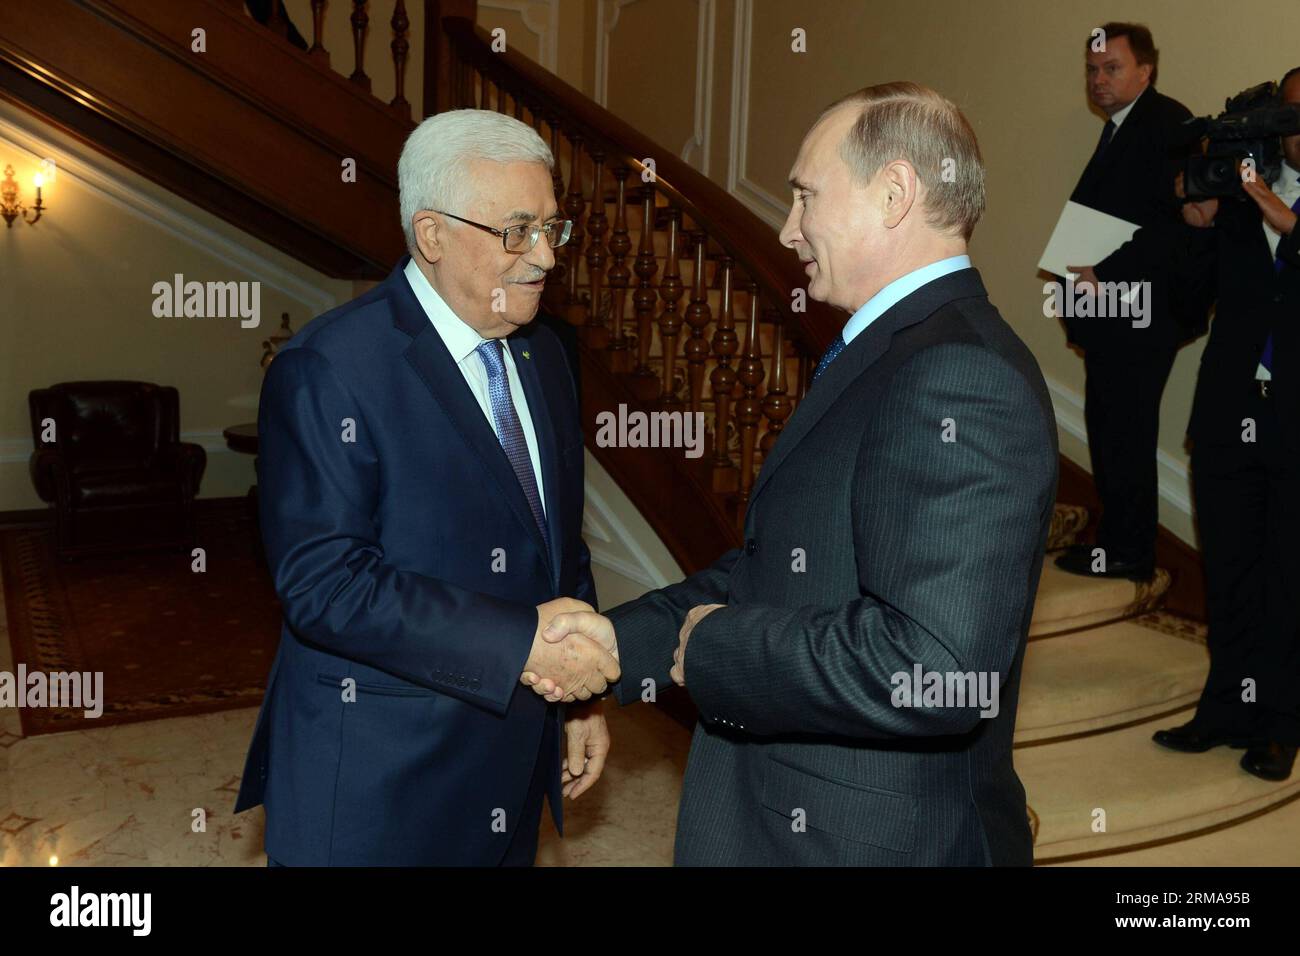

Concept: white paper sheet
[[1038, 200, 1140, 280]]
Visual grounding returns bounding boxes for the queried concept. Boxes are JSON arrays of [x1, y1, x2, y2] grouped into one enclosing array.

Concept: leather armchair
[[28, 381, 206, 559]]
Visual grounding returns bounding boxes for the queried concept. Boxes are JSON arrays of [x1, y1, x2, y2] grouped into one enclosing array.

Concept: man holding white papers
[[1054, 22, 1205, 581]]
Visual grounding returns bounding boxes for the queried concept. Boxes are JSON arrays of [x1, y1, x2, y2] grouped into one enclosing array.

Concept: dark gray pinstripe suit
[[608, 268, 1058, 866]]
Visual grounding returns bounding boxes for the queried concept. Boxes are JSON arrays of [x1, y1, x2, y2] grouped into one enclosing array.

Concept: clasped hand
[[520, 598, 620, 702]]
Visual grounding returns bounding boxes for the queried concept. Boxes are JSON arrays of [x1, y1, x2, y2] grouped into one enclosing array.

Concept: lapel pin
[[522, 350, 531, 360]]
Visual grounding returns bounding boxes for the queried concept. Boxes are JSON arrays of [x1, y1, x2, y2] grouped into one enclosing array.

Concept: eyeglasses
[[431, 210, 573, 253]]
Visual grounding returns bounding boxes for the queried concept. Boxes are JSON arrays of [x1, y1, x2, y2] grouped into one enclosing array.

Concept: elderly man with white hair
[[234, 109, 618, 866]]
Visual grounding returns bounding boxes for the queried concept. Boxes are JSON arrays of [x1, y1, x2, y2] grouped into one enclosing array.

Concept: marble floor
[[2, 565, 1297, 867], [0, 563, 689, 866]]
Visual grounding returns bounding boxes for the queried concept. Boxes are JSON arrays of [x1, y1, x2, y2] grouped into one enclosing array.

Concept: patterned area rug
[[0, 500, 281, 736]]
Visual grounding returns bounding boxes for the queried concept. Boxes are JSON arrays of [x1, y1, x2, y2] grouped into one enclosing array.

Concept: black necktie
[[1093, 120, 1117, 161]]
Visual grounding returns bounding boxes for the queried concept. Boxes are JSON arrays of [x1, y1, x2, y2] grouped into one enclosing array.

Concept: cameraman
[[1153, 67, 1300, 782]]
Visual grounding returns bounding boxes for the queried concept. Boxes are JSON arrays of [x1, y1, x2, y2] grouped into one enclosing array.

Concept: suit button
[[745, 538, 758, 555], [470, 678, 481, 691]]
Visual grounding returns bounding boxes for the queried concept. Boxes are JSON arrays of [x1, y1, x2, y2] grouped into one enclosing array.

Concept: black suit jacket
[[1066, 86, 1204, 350], [1173, 192, 1300, 452], [609, 268, 1059, 865]]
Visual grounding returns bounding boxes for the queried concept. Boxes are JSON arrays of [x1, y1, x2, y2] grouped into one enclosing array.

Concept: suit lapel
[[388, 258, 556, 582], [747, 268, 989, 513], [1078, 87, 1157, 193]]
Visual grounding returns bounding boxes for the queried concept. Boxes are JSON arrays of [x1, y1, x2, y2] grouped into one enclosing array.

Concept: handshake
[[521, 597, 620, 703]]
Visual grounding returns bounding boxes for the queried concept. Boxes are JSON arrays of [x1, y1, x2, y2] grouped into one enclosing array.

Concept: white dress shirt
[[1252, 161, 1300, 382], [841, 255, 972, 344], [1107, 86, 1146, 129], [403, 258, 546, 514]]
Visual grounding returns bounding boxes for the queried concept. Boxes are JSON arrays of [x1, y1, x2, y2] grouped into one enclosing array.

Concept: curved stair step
[[1015, 614, 1207, 744], [1019, 711, 1300, 862], [1046, 503, 1089, 551], [1031, 556, 1170, 638]]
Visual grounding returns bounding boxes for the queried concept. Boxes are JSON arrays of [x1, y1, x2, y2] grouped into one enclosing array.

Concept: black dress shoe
[[1152, 721, 1260, 753], [1053, 544, 1154, 581], [1240, 742, 1298, 781]]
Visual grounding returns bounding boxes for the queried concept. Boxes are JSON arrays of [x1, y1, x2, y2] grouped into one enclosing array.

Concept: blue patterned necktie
[[811, 333, 847, 385], [474, 339, 550, 555], [1260, 185, 1300, 377]]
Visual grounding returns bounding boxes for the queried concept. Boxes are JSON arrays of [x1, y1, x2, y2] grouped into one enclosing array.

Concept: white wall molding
[[582, 457, 680, 590], [0, 107, 340, 317], [480, 0, 559, 72], [1043, 372, 1194, 535], [678, 0, 716, 175], [597, 0, 715, 176], [594, 0, 639, 107], [725, 0, 789, 229]]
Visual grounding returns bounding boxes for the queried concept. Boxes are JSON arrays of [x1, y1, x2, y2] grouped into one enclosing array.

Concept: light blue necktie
[[811, 333, 847, 385], [475, 339, 550, 555], [1260, 184, 1300, 377]]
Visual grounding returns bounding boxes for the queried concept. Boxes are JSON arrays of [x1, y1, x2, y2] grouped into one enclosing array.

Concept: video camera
[[1182, 82, 1300, 200]]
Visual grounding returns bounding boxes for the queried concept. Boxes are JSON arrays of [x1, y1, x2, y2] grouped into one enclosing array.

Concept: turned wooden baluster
[[497, 83, 510, 114], [582, 151, 609, 348], [264, 0, 290, 39], [797, 354, 810, 399], [390, 1, 411, 119], [683, 232, 713, 416], [547, 116, 565, 199], [563, 133, 588, 325], [349, 1, 371, 92], [656, 209, 685, 407], [629, 184, 660, 397], [605, 166, 632, 368], [761, 309, 792, 455], [735, 284, 767, 508], [307, 0, 329, 64], [709, 257, 739, 490], [480, 71, 491, 110]]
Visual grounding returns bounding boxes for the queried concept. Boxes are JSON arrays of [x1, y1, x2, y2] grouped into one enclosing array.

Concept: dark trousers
[[1190, 386, 1300, 745], [498, 726, 554, 867], [1083, 342, 1179, 564], [265, 721, 557, 867]]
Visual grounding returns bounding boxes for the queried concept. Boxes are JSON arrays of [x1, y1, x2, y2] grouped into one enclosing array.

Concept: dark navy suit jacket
[[234, 256, 596, 865]]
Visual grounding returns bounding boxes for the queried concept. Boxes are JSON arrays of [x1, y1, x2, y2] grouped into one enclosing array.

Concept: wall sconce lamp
[[2, 164, 47, 227]]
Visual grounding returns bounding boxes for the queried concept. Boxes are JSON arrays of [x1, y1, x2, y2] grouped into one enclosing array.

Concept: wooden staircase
[[0, 0, 417, 278], [1020, 506, 1299, 862], [7, 0, 1288, 866]]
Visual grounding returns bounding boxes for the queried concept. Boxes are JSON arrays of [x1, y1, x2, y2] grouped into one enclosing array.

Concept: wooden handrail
[[440, 16, 840, 359]]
